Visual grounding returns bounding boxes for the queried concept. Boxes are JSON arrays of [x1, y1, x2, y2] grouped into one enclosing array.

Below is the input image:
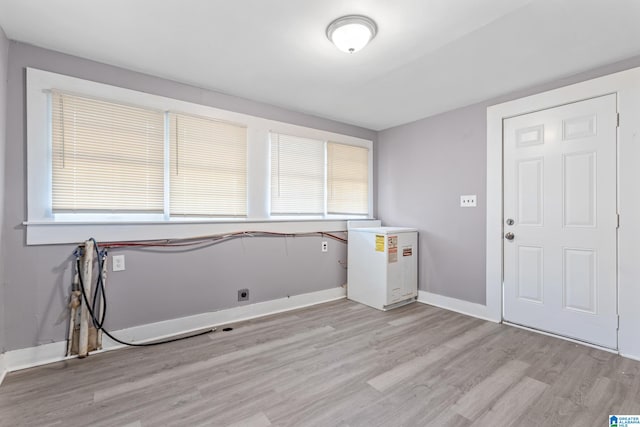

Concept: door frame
[[486, 66, 640, 359]]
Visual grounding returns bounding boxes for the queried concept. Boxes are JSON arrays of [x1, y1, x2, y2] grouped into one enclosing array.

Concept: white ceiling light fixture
[[326, 15, 377, 54]]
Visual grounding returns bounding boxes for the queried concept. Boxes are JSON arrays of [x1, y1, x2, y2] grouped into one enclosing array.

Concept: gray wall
[[0, 27, 8, 354], [377, 55, 640, 305], [3, 41, 375, 352], [6, 39, 640, 354], [378, 104, 487, 303]]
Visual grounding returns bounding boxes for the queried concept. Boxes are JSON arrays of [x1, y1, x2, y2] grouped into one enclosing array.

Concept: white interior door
[[503, 94, 618, 349]]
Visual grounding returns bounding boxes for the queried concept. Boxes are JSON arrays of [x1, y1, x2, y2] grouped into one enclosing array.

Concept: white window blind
[[169, 113, 247, 216], [270, 132, 324, 214], [51, 91, 165, 212], [327, 142, 369, 215]]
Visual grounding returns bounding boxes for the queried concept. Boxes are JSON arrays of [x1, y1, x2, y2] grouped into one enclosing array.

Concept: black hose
[[75, 251, 214, 348], [88, 238, 106, 329]]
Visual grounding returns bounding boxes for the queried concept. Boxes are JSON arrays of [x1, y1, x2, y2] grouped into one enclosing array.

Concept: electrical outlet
[[460, 195, 477, 208], [321, 241, 328, 252], [238, 288, 249, 301], [112, 255, 125, 271]]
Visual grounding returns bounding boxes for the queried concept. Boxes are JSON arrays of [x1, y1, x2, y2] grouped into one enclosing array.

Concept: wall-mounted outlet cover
[[112, 255, 125, 271], [321, 241, 328, 252]]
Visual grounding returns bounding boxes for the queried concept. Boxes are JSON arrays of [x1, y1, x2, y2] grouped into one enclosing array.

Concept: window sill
[[24, 218, 373, 246]]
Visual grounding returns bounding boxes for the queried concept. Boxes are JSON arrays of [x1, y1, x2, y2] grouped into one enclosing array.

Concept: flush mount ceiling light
[[326, 15, 377, 54]]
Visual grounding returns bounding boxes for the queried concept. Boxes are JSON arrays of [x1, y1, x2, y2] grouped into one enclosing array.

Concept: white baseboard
[[620, 352, 640, 362], [5, 341, 68, 373], [4, 287, 346, 374], [0, 353, 6, 386], [417, 290, 500, 323], [416, 291, 638, 360], [100, 286, 346, 350]]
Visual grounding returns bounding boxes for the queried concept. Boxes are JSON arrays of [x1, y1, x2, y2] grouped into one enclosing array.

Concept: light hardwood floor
[[1, 299, 639, 426]]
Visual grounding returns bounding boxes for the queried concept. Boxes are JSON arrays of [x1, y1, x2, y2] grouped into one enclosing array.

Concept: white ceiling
[[1, 0, 640, 130]]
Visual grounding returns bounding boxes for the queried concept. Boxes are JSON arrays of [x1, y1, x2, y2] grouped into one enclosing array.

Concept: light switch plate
[[460, 195, 477, 207]]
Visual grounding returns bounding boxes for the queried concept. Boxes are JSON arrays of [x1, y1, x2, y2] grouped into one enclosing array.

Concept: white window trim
[[26, 68, 373, 245]]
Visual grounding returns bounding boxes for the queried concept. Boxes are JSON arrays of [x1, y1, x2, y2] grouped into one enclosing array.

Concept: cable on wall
[[74, 240, 214, 348], [80, 230, 347, 250], [72, 231, 348, 350]]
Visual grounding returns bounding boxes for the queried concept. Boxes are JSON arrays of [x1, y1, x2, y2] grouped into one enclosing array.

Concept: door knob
[[505, 232, 515, 241]]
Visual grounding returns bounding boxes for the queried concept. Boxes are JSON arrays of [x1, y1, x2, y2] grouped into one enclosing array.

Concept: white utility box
[[347, 227, 418, 310]]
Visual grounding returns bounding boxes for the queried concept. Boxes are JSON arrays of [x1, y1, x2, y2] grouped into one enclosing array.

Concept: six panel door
[[503, 94, 618, 349]]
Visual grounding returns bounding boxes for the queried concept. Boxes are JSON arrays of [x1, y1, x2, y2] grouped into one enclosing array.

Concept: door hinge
[[617, 315, 620, 330], [617, 113, 620, 127], [617, 214, 620, 229]]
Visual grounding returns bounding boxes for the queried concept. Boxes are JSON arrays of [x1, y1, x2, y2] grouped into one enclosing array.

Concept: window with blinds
[[270, 133, 325, 214], [327, 142, 369, 215], [169, 113, 247, 217], [270, 133, 370, 216], [51, 91, 165, 213], [46, 79, 369, 224]]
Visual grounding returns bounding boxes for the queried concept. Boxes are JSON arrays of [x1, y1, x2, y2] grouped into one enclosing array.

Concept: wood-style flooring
[[1, 299, 639, 426]]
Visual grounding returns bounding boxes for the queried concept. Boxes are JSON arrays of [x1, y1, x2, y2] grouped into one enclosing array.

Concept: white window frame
[[26, 68, 373, 245], [269, 133, 372, 218]]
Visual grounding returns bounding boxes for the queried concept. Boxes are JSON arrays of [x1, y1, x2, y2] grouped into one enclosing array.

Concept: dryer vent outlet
[[238, 289, 250, 301]]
